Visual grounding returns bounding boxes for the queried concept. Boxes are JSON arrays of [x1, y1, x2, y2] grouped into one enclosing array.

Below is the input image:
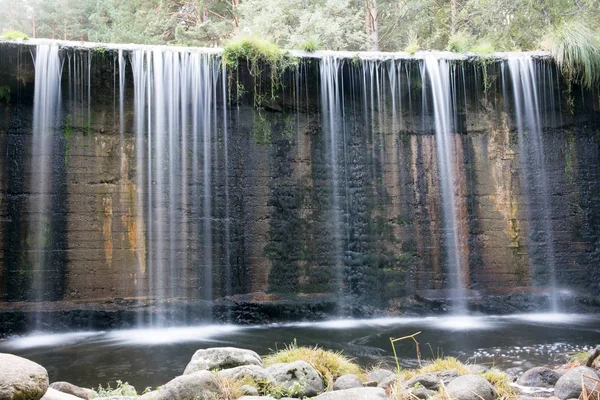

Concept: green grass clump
[[419, 357, 470, 375], [264, 341, 363, 389], [1, 30, 29, 40], [302, 39, 318, 52], [544, 19, 600, 89], [93, 380, 137, 398], [223, 36, 282, 69], [483, 369, 516, 400], [404, 31, 420, 55], [470, 42, 495, 56], [447, 31, 474, 53]]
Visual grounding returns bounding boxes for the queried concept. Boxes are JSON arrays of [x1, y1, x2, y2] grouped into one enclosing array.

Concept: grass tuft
[[544, 19, 600, 89], [447, 31, 474, 53], [404, 31, 420, 55], [222, 35, 282, 68], [93, 380, 137, 398], [470, 42, 495, 56], [264, 341, 363, 389], [302, 39, 318, 52], [483, 369, 516, 400], [1, 30, 29, 40], [214, 375, 245, 400], [418, 357, 470, 375]]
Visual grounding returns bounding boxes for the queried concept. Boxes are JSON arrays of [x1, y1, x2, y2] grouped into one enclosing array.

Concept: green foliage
[[483, 369, 516, 400], [470, 42, 495, 56], [545, 19, 600, 89], [447, 31, 474, 52], [223, 36, 282, 68], [93, 380, 137, 398], [404, 32, 420, 54], [302, 39, 318, 52], [1, 30, 28, 40], [0, 85, 10, 103]]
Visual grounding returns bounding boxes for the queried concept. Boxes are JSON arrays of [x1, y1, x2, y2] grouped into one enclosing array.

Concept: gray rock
[[237, 397, 275, 400], [266, 361, 324, 397], [366, 369, 394, 384], [184, 347, 263, 374], [412, 387, 437, 399], [40, 388, 82, 400], [0, 353, 49, 400], [517, 367, 561, 388], [217, 365, 273, 383], [467, 365, 490, 374], [363, 381, 378, 387], [139, 370, 220, 400], [446, 375, 498, 400], [376, 374, 398, 389], [554, 367, 599, 400], [404, 373, 443, 390], [434, 370, 461, 385], [240, 385, 259, 396], [333, 374, 362, 390], [49, 382, 95, 399], [314, 387, 387, 400]]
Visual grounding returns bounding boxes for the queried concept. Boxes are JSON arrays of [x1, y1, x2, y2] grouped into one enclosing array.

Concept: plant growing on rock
[[264, 340, 363, 389], [93, 380, 137, 397], [1, 30, 29, 40]]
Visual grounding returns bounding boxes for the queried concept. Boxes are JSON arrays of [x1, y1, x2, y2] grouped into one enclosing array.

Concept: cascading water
[[506, 56, 559, 311], [131, 49, 226, 325], [422, 56, 467, 312], [30, 44, 62, 324]]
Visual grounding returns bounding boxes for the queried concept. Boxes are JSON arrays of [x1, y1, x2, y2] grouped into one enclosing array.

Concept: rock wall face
[[0, 41, 598, 321]]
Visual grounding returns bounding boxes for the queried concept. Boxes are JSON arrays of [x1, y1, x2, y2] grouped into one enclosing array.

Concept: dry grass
[[264, 341, 363, 389], [214, 375, 245, 400], [582, 375, 600, 400], [482, 369, 516, 400], [419, 357, 470, 375]]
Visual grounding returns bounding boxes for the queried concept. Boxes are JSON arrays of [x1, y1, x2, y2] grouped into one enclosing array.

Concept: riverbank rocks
[[265, 361, 324, 397], [403, 370, 460, 391], [314, 387, 387, 400], [217, 365, 273, 383], [49, 382, 95, 399], [40, 388, 84, 400], [366, 369, 394, 384], [554, 366, 599, 400], [0, 353, 49, 400], [140, 370, 220, 400], [516, 367, 561, 388], [183, 347, 262, 374], [333, 374, 362, 390], [446, 375, 498, 400]]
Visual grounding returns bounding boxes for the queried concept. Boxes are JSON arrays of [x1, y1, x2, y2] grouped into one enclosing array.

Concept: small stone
[[366, 369, 394, 384], [49, 382, 95, 399], [404, 373, 442, 390], [376, 374, 398, 389], [0, 353, 49, 400], [554, 367, 599, 400], [446, 375, 498, 400], [184, 347, 263, 374], [333, 374, 362, 390], [314, 387, 387, 400], [240, 385, 259, 396], [412, 387, 437, 399], [363, 381, 378, 387], [516, 367, 561, 388], [467, 365, 490, 374], [266, 361, 324, 397]]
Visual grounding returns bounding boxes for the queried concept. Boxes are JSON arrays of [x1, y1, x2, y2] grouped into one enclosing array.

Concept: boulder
[[554, 367, 599, 400], [446, 375, 498, 400], [266, 361, 324, 397], [139, 370, 220, 400], [412, 387, 437, 399], [333, 374, 362, 390], [237, 397, 275, 400], [376, 374, 397, 389], [467, 365, 490, 374], [40, 388, 82, 400], [217, 365, 273, 383], [314, 387, 387, 400], [49, 382, 95, 399], [516, 367, 561, 388], [366, 369, 394, 384], [403, 371, 460, 391], [184, 347, 262, 374], [240, 385, 259, 396], [0, 353, 49, 400]]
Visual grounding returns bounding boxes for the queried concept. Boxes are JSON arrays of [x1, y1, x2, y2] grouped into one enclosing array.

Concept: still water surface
[[1, 313, 598, 390]]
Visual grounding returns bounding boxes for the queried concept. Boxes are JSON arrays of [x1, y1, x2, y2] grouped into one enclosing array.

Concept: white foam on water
[[420, 315, 496, 331], [2, 331, 102, 350], [507, 313, 594, 324], [104, 325, 243, 345], [281, 317, 424, 329]]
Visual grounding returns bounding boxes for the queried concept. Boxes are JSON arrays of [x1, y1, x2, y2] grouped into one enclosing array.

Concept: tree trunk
[[450, 0, 457, 35], [231, 0, 240, 36], [366, 0, 379, 51], [586, 346, 600, 368]]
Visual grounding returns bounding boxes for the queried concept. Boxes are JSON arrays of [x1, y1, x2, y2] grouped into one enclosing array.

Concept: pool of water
[[1, 313, 598, 391]]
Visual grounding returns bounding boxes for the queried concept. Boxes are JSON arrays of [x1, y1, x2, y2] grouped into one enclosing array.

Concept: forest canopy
[[1, 0, 600, 53]]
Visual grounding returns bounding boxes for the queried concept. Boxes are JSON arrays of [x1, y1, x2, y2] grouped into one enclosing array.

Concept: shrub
[[302, 39, 318, 52], [1, 31, 29, 40], [447, 31, 474, 53], [544, 19, 600, 88]]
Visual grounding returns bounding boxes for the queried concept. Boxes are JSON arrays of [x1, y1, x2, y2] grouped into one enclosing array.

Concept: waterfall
[[30, 44, 62, 306], [130, 49, 225, 326], [506, 56, 559, 311], [423, 56, 467, 312]]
